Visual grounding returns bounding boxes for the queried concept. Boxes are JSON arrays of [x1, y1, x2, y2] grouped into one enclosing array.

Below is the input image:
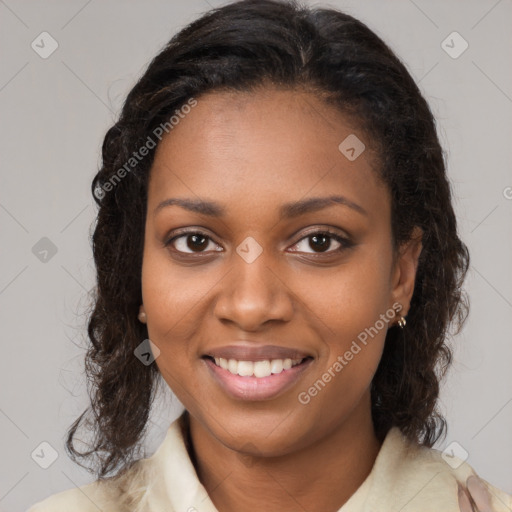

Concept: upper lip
[[202, 344, 312, 362]]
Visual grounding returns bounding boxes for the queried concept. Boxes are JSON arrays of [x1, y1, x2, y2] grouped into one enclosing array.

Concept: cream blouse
[[27, 413, 512, 512]]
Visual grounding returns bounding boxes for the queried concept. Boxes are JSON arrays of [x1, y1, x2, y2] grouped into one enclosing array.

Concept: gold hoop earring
[[397, 316, 406, 329]]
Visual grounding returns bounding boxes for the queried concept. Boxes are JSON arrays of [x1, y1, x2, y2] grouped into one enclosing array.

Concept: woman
[[28, 0, 511, 511]]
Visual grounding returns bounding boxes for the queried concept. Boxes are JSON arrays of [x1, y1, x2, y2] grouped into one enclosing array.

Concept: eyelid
[[164, 226, 217, 243], [287, 227, 353, 253], [164, 227, 221, 251], [292, 225, 351, 242]]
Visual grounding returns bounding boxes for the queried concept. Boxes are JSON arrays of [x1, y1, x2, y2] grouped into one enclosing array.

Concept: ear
[[389, 226, 423, 318], [138, 304, 147, 323]]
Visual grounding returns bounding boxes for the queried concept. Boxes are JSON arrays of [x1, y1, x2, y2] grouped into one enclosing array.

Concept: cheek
[[298, 247, 392, 398], [140, 246, 210, 375], [304, 246, 393, 337]]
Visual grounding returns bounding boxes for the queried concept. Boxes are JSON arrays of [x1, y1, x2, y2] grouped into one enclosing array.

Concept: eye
[[164, 228, 353, 257], [289, 230, 352, 254], [165, 231, 222, 254]]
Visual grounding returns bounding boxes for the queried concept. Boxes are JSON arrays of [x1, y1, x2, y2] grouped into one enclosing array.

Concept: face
[[140, 87, 421, 456]]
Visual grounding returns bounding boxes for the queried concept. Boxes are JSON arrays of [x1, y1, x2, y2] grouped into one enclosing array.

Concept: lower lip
[[202, 357, 314, 401]]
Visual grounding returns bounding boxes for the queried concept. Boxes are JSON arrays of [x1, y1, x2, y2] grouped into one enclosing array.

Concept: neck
[[184, 393, 382, 512]]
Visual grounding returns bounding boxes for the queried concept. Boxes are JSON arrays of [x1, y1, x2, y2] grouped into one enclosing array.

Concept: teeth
[[212, 357, 304, 377], [270, 359, 283, 374], [253, 360, 271, 378]]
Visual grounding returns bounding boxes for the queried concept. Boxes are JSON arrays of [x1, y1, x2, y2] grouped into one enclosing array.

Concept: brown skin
[[139, 88, 423, 512]]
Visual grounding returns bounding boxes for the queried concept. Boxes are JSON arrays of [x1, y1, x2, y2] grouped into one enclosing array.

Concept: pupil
[[188, 234, 208, 251], [310, 234, 329, 252]]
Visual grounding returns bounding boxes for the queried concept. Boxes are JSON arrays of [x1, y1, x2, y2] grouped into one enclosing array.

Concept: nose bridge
[[213, 241, 293, 328], [233, 250, 275, 301]]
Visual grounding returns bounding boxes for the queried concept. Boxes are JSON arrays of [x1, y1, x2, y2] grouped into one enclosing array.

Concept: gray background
[[1, 1, 511, 510]]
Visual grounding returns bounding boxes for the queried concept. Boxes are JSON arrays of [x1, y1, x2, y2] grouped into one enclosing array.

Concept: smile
[[202, 355, 314, 401], [210, 356, 305, 378]]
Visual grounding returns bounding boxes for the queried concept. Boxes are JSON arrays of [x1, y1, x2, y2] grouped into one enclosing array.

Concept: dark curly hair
[[66, 0, 470, 480]]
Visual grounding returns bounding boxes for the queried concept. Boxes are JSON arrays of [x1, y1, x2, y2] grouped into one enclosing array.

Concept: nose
[[213, 250, 294, 331]]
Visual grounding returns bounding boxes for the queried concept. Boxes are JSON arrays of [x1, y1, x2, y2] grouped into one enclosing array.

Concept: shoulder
[[26, 459, 150, 512], [26, 415, 193, 512], [369, 427, 512, 512], [26, 481, 110, 512]]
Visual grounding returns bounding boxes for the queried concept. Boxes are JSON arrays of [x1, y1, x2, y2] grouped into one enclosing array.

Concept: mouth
[[201, 355, 314, 401], [201, 355, 313, 378]]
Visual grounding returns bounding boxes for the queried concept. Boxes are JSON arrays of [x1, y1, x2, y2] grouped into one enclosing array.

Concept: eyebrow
[[154, 195, 368, 218]]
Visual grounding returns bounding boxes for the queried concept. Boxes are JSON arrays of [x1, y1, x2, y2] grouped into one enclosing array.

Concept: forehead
[[147, 87, 388, 219]]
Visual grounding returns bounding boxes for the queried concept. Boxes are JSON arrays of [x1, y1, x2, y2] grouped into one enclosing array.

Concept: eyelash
[[164, 228, 353, 257]]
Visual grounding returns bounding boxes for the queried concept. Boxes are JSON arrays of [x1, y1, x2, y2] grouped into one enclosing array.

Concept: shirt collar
[[139, 412, 469, 512], [144, 411, 219, 512]]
